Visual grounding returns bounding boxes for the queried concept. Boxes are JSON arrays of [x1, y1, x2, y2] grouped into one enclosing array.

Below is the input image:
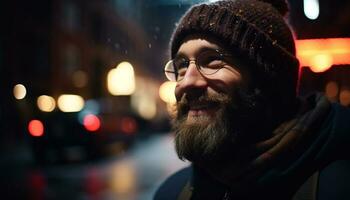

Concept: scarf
[[190, 94, 331, 199], [249, 93, 331, 178]]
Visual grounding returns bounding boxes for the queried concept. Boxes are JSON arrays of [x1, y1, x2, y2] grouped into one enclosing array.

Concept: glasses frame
[[164, 49, 232, 82]]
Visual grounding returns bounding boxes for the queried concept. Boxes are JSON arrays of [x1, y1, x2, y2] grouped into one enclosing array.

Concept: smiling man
[[155, 0, 350, 199], [172, 35, 248, 163]]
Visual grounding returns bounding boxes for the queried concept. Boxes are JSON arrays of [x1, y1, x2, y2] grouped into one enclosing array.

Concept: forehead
[[177, 34, 225, 57]]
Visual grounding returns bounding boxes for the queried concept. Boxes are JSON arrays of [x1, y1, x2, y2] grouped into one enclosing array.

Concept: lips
[[187, 101, 219, 118], [176, 93, 229, 121]]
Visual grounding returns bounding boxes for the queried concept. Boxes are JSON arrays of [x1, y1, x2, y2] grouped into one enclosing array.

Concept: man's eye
[[178, 61, 189, 69], [177, 68, 187, 77], [200, 56, 224, 68], [174, 58, 188, 70]]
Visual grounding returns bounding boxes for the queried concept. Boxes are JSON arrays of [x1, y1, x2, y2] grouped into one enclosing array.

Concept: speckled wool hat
[[170, 0, 300, 100]]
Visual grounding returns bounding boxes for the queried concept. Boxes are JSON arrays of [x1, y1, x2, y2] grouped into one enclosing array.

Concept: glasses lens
[[164, 60, 177, 81], [197, 50, 225, 75]]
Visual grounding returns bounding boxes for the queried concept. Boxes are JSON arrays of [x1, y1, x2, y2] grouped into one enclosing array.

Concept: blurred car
[[27, 99, 140, 165]]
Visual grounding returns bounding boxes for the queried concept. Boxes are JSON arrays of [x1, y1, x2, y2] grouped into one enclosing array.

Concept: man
[[155, 0, 350, 199]]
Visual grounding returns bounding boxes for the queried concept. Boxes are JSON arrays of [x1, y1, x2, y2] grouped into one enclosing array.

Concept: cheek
[[210, 72, 243, 93]]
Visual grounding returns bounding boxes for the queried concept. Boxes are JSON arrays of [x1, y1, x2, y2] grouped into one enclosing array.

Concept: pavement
[[0, 133, 189, 200]]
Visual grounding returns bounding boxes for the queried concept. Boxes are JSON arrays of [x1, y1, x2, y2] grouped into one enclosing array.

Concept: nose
[[175, 62, 207, 101]]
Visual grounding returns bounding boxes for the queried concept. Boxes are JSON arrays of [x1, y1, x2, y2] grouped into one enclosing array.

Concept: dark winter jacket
[[154, 101, 350, 200]]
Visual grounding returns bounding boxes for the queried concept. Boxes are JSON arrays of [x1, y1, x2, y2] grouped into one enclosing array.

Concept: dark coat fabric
[[154, 102, 350, 200]]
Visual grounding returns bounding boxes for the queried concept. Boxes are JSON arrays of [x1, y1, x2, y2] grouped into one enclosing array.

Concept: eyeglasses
[[164, 49, 232, 82]]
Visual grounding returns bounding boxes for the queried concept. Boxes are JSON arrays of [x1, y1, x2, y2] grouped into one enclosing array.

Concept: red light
[[120, 117, 137, 134], [83, 114, 101, 132], [28, 120, 44, 137]]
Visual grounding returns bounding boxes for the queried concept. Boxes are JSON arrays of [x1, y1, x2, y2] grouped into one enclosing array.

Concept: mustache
[[175, 87, 266, 122], [176, 92, 232, 118]]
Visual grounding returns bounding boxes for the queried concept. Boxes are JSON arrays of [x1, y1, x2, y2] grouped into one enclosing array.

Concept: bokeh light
[[13, 84, 27, 100], [310, 54, 333, 73], [37, 95, 56, 112], [137, 97, 157, 120], [303, 0, 320, 20], [28, 120, 44, 137], [159, 81, 176, 104], [296, 38, 350, 72], [339, 89, 350, 106], [131, 79, 157, 120], [325, 81, 339, 101], [83, 114, 101, 132], [78, 99, 100, 124], [107, 61, 136, 96], [57, 94, 85, 112], [110, 162, 136, 195]]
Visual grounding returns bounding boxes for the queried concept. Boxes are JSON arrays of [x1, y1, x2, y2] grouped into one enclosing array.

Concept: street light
[[13, 84, 27, 100], [303, 0, 319, 20], [57, 94, 85, 112], [37, 95, 56, 112], [28, 119, 44, 137], [107, 61, 136, 96], [296, 38, 350, 73], [159, 81, 176, 104]]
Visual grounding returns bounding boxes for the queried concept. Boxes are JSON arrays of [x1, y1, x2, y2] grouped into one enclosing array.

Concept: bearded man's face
[[173, 87, 267, 163], [172, 36, 268, 164], [173, 91, 236, 162]]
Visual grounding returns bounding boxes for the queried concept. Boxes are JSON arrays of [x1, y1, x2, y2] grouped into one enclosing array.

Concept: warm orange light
[[310, 54, 333, 72], [296, 38, 350, 73], [13, 84, 27, 100], [83, 114, 101, 132], [131, 78, 157, 120], [57, 94, 85, 112], [107, 62, 136, 96], [28, 120, 44, 137], [339, 89, 350, 106], [159, 81, 177, 104], [325, 81, 339, 100], [110, 162, 136, 194], [37, 95, 56, 112]]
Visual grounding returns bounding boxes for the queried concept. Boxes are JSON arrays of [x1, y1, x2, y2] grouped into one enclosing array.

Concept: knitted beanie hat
[[170, 0, 300, 101]]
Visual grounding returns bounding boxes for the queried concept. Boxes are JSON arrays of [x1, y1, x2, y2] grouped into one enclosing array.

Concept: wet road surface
[[0, 133, 189, 200]]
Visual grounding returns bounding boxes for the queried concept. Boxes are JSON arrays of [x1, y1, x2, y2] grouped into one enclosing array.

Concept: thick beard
[[174, 93, 234, 163], [173, 88, 268, 164]]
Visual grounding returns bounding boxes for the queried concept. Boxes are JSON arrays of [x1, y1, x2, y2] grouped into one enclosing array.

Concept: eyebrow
[[175, 47, 225, 58]]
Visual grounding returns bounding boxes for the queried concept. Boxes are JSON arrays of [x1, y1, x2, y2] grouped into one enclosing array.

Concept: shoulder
[[318, 159, 350, 200], [154, 166, 192, 200], [326, 103, 350, 158], [308, 102, 350, 160]]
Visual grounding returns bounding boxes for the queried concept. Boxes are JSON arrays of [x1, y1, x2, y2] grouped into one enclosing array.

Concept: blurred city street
[[0, 133, 189, 200], [1, 0, 350, 199]]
